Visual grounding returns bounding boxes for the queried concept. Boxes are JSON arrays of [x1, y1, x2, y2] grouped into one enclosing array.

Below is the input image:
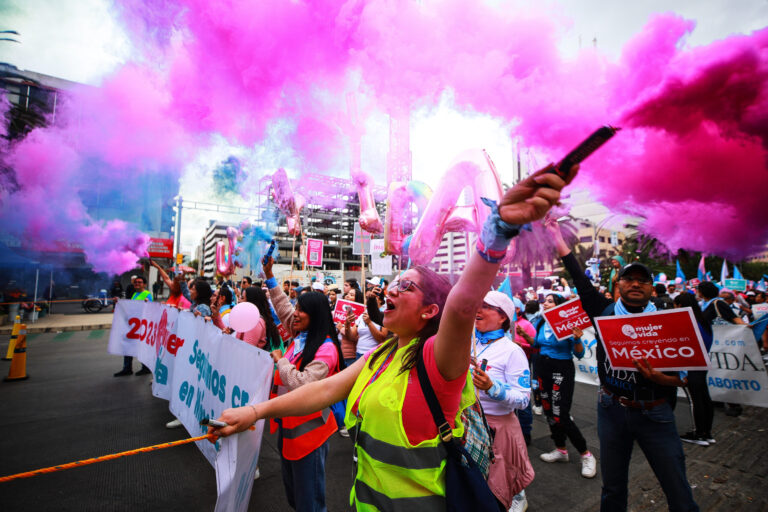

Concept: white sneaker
[[508, 490, 528, 512], [532, 405, 543, 416], [165, 419, 182, 429], [253, 467, 260, 480], [581, 452, 597, 478], [339, 428, 350, 438], [540, 449, 569, 463]]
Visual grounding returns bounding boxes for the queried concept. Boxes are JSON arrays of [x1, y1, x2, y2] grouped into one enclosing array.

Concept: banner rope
[[0, 433, 220, 483]]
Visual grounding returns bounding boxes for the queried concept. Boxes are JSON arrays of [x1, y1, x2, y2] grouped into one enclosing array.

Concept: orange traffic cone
[[3, 315, 21, 361], [5, 324, 28, 381]]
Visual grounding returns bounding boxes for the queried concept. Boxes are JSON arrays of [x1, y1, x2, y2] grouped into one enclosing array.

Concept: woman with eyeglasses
[[516, 289, 596, 478], [472, 290, 534, 511], [208, 163, 577, 510]]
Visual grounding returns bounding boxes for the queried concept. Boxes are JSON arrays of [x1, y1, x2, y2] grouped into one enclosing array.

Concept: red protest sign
[[148, 238, 174, 258], [541, 298, 594, 341], [594, 308, 709, 371], [332, 299, 367, 324]]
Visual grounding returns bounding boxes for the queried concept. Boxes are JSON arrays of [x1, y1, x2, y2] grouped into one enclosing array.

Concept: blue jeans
[[278, 429, 329, 512], [517, 401, 532, 437], [597, 391, 699, 512]]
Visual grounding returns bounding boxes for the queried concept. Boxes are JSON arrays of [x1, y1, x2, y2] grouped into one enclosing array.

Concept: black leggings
[[684, 370, 714, 436], [537, 356, 588, 453]]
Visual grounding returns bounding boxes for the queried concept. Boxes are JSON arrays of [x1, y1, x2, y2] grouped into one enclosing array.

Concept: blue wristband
[[265, 277, 278, 289], [476, 197, 528, 263]]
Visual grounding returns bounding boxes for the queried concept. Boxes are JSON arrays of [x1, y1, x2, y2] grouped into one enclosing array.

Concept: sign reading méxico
[[541, 297, 594, 341], [594, 308, 710, 371]]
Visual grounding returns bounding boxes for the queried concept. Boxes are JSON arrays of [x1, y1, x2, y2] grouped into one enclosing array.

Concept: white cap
[[483, 291, 516, 330], [312, 282, 325, 291]]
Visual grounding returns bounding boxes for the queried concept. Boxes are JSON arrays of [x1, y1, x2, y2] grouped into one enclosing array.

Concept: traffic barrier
[[3, 316, 21, 361], [4, 324, 28, 381]]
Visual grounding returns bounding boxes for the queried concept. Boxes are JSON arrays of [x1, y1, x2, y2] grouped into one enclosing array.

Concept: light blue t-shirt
[[534, 318, 584, 360]]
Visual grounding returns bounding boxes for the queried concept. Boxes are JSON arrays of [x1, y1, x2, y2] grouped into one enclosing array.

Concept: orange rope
[[0, 430, 247, 483]]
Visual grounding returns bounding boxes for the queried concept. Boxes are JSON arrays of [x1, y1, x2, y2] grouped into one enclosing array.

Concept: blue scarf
[[475, 328, 506, 344], [293, 331, 308, 356], [700, 298, 716, 312], [614, 298, 657, 316]]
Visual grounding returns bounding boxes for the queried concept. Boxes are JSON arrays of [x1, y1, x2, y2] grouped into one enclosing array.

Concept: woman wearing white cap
[[472, 290, 535, 512]]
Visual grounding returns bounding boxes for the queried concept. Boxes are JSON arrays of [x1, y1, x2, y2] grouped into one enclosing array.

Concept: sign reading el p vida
[[594, 308, 709, 371], [541, 298, 594, 341], [109, 300, 274, 512]]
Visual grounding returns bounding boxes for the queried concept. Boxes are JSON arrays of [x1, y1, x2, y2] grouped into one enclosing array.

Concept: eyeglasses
[[390, 278, 423, 294], [619, 276, 652, 285]]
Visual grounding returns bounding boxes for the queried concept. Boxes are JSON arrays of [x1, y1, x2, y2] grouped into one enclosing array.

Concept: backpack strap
[[415, 350, 454, 442]]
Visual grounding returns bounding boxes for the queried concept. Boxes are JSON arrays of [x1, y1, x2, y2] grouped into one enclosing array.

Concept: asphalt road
[[0, 330, 765, 511]]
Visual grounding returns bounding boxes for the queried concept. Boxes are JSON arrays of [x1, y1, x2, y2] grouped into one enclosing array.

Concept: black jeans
[[538, 355, 588, 453], [684, 370, 714, 436]]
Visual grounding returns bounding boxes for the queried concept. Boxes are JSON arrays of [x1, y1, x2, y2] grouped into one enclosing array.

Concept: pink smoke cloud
[[4, 1, 767, 273]]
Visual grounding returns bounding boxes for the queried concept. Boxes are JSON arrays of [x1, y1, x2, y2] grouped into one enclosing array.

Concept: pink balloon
[[384, 181, 433, 256], [408, 149, 503, 265], [657, 273, 668, 282], [353, 171, 383, 233], [229, 301, 260, 333], [675, 276, 684, 284], [272, 169, 304, 236], [215, 226, 240, 276]]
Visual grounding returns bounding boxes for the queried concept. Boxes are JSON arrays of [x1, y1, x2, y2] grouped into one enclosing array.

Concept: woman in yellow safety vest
[[209, 164, 576, 510]]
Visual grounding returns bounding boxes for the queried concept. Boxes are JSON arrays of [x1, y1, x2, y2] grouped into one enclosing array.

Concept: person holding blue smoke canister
[[546, 216, 699, 512], [207, 162, 576, 511], [262, 256, 345, 512]]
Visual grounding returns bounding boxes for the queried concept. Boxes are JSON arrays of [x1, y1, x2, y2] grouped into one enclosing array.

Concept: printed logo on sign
[[622, 323, 662, 339], [622, 325, 637, 339], [558, 306, 579, 319]]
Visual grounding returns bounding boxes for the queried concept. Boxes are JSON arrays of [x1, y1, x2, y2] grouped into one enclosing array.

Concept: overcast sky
[[2, 0, 766, 255]]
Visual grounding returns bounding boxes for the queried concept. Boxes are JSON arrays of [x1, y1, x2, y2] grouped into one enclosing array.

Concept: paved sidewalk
[[0, 313, 113, 335]]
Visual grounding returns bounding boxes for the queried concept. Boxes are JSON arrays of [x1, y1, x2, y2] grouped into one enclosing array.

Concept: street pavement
[[0, 328, 766, 511]]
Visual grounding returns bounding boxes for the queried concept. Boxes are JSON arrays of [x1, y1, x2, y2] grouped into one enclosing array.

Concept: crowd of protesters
[[108, 165, 768, 512]]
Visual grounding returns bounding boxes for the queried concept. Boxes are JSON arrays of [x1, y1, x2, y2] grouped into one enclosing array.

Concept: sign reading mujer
[[109, 300, 274, 512], [594, 308, 709, 371]]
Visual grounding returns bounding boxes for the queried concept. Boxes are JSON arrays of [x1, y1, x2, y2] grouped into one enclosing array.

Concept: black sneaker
[[114, 369, 133, 377], [702, 434, 716, 444], [135, 367, 152, 376], [681, 432, 709, 446]]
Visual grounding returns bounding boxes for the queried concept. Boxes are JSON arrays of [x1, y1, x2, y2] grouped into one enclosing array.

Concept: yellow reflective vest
[[345, 338, 474, 511]]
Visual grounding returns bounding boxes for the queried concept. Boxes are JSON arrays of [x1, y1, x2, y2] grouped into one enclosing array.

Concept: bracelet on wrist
[[476, 197, 528, 263]]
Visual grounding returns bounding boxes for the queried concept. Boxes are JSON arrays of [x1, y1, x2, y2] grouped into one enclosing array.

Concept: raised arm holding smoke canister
[[546, 216, 699, 512], [207, 163, 576, 509]]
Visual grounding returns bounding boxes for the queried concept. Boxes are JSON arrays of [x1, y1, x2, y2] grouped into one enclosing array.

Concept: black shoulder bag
[[415, 354, 502, 512]]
